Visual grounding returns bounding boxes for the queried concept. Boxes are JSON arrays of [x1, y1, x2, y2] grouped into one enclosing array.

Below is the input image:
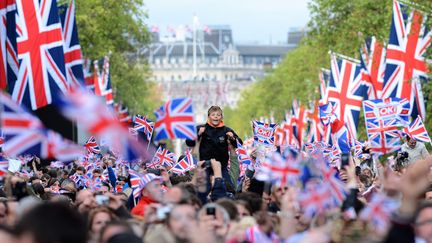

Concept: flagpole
[[146, 129, 153, 152], [146, 138, 151, 152], [192, 15, 198, 79], [328, 51, 361, 64], [398, 0, 431, 14]]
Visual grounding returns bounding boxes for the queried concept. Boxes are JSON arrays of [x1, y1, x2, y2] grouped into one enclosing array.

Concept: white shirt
[[401, 142, 429, 164]]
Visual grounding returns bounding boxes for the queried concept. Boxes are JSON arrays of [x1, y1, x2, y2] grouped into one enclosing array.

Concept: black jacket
[[186, 124, 242, 168]]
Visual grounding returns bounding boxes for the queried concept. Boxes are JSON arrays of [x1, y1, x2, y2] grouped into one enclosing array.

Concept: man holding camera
[[400, 135, 429, 165]]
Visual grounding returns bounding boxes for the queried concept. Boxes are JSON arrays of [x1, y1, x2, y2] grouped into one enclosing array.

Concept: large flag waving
[[154, 98, 196, 141], [404, 116, 431, 143], [58, 89, 148, 161], [382, 0, 431, 119], [327, 53, 367, 139], [363, 98, 410, 126], [93, 56, 113, 105], [59, 0, 84, 88], [252, 120, 277, 147], [291, 100, 308, 148], [0, 92, 83, 160], [11, 0, 68, 110], [360, 36, 386, 100], [1, 0, 18, 91]]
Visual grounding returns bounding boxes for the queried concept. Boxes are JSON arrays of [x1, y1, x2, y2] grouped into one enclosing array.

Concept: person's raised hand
[[399, 156, 432, 215], [344, 160, 357, 188], [226, 132, 234, 140], [400, 157, 431, 199], [198, 127, 206, 136], [242, 177, 251, 192]]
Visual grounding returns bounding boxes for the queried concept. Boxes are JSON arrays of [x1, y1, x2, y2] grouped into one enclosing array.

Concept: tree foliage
[[226, 0, 432, 140], [59, 0, 160, 115]]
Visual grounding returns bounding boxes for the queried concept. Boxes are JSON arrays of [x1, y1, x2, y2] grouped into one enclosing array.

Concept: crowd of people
[[0, 106, 431, 243]]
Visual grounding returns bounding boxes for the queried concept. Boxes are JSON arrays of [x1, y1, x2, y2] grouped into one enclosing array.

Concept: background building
[[141, 25, 303, 123]]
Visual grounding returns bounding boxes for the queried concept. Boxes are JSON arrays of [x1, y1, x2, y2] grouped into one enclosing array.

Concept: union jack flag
[[366, 118, 401, 156], [317, 159, 347, 205], [0, 156, 9, 177], [113, 102, 131, 124], [256, 151, 300, 186], [170, 149, 196, 174], [382, 0, 431, 120], [305, 101, 324, 143], [360, 36, 386, 100], [154, 97, 197, 141], [253, 120, 277, 147], [11, 0, 69, 110], [276, 114, 299, 148], [363, 98, 410, 126], [330, 118, 352, 154], [0, 128, 4, 149], [353, 140, 367, 158], [359, 193, 399, 232], [298, 181, 334, 219], [93, 56, 113, 105], [244, 225, 280, 243], [59, 0, 84, 88], [0, 0, 18, 91], [216, 81, 229, 106], [404, 116, 430, 143], [70, 174, 89, 189], [83, 59, 94, 91], [129, 169, 144, 199], [287, 120, 300, 148], [236, 140, 251, 165], [304, 141, 329, 154], [1, 92, 83, 160], [327, 53, 368, 138], [319, 103, 352, 153], [319, 68, 330, 103], [150, 25, 160, 33], [291, 100, 308, 148], [274, 126, 285, 146], [133, 114, 154, 142], [84, 136, 100, 154], [149, 146, 175, 169], [327, 144, 341, 165], [59, 89, 147, 161], [319, 103, 338, 126], [235, 140, 251, 177]]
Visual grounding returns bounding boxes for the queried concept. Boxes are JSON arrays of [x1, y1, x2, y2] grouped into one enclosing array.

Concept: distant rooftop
[[236, 44, 296, 56]]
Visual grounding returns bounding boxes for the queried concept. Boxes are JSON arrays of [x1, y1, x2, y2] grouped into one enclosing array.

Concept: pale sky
[[144, 0, 311, 44]]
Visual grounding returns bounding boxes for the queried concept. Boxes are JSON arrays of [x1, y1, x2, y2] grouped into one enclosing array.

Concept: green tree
[[228, 0, 432, 141], [59, 0, 160, 115]]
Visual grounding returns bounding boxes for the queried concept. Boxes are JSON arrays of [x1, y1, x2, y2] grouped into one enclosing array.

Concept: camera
[[341, 153, 350, 167], [245, 168, 254, 178], [156, 205, 171, 220], [398, 151, 409, 160], [95, 195, 109, 205], [395, 151, 409, 171], [201, 160, 213, 175]]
